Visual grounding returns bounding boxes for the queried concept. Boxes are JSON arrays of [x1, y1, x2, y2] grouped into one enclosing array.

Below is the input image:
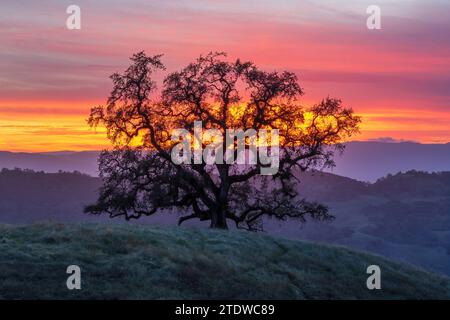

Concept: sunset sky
[[1, 0, 450, 152]]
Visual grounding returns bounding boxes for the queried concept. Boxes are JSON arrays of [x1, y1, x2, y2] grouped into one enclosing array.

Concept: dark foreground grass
[[0, 223, 448, 299]]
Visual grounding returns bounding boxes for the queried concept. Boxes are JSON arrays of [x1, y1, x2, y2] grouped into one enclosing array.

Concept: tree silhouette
[[86, 51, 360, 230]]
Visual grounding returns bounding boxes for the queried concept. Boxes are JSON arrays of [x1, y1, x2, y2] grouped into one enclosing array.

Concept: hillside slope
[[0, 224, 448, 299]]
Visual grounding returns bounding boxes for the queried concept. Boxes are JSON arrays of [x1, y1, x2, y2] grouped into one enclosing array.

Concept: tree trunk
[[210, 208, 228, 229]]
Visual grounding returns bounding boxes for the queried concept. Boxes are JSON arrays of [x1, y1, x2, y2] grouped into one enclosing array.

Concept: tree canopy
[[86, 51, 360, 230]]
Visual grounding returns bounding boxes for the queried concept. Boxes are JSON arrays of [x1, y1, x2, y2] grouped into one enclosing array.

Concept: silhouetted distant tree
[[86, 52, 360, 230]]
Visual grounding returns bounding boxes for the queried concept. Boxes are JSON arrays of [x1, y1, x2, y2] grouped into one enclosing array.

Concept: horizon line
[[1, 140, 450, 154]]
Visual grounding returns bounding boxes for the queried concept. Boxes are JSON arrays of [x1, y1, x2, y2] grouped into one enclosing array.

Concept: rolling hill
[[0, 168, 449, 277], [0, 223, 448, 299]]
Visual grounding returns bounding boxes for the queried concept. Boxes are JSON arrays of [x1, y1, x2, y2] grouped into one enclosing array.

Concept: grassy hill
[[0, 223, 448, 299]]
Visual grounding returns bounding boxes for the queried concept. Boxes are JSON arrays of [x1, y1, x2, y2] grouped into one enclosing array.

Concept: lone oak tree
[[86, 52, 360, 230]]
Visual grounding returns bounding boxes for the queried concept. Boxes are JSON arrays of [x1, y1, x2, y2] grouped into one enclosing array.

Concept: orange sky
[[1, 1, 449, 152]]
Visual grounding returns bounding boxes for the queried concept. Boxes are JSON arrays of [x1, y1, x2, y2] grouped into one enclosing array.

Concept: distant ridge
[[1, 141, 450, 181]]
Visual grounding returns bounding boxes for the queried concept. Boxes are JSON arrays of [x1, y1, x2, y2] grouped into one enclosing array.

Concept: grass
[[0, 223, 448, 299]]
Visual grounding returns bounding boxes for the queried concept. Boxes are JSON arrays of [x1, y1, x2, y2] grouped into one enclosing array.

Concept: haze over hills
[[331, 141, 450, 182], [0, 150, 100, 177], [1, 141, 450, 181]]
